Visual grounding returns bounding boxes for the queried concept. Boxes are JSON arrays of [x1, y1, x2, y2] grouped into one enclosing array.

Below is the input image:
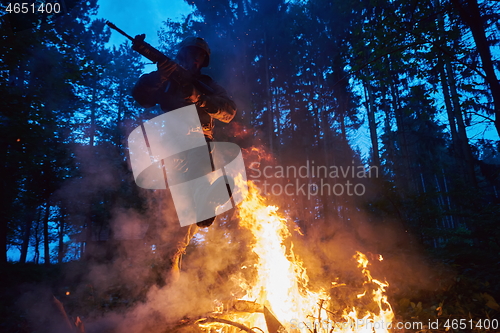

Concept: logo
[[127, 105, 248, 227]]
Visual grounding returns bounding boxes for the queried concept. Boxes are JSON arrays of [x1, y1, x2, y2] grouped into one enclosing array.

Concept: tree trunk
[[452, 0, 500, 136], [263, 32, 274, 153], [437, 57, 459, 149], [20, 209, 39, 263], [90, 80, 97, 147], [390, 71, 415, 193], [20, 222, 31, 263], [364, 82, 380, 167], [34, 217, 41, 264], [43, 202, 51, 265], [116, 79, 124, 147], [58, 218, 65, 263], [0, 215, 7, 264], [445, 58, 477, 186]]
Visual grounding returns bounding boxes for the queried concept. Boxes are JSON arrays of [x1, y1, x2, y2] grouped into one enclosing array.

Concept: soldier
[[132, 37, 236, 140], [132, 37, 237, 284]]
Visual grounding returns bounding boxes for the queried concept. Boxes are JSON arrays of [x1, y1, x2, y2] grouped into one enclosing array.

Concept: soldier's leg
[[169, 224, 199, 283]]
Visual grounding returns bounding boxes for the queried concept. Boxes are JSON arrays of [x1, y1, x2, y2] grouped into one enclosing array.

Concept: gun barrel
[[105, 21, 134, 41], [106, 21, 215, 95]]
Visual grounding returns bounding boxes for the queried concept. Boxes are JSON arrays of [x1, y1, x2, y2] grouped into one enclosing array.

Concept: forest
[[1, 0, 500, 332]]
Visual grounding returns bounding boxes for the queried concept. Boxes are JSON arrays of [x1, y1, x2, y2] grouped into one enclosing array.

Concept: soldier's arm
[[131, 71, 164, 108], [198, 79, 237, 123]]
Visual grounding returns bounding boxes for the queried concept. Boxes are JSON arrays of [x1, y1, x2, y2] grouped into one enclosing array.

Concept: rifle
[[105, 21, 214, 95]]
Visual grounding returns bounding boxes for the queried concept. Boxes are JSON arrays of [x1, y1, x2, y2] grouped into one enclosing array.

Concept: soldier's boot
[[169, 251, 181, 283], [169, 224, 199, 283]]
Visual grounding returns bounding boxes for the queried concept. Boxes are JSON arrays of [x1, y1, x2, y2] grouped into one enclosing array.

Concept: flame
[[236, 182, 329, 328], [341, 252, 394, 333], [205, 180, 394, 332]]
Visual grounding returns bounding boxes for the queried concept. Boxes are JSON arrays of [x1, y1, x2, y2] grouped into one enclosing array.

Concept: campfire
[[178, 180, 395, 333], [51, 148, 397, 333]]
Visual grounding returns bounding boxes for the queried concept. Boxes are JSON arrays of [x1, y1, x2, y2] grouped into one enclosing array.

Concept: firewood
[[221, 299, 264, 313], [52, 295, 85, 333], [75, 316, 85, 333], [199, 317, 256, 333], [52, 295, 74, 332]]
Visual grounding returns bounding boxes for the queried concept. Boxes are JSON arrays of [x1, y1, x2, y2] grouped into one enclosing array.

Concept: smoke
[[14, 146, 436, 333], [43, 133, 441, 333], [16, 72, 440, 333], [79, 216, 248, 333], [87, 282, 214, 332]]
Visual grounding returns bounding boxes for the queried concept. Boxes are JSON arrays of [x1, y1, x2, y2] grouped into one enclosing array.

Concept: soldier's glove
[[182, 84, 206, 106], [157, 59, 178, 82]]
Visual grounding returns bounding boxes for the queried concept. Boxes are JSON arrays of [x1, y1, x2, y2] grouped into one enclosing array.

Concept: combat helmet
[[178, 37, 211, 67]]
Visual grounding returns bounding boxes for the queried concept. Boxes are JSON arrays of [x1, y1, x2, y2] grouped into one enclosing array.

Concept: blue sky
[[95, 0, 193, 47]]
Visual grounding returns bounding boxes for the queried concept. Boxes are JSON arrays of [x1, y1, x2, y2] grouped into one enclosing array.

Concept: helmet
[[178, 37, 211, 67]]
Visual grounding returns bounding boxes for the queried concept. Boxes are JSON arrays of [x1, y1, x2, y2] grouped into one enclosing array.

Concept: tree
[[451, 0, 500, 136]]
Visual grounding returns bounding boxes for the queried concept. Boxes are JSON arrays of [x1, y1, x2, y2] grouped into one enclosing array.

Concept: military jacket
[[132, 71, 236, 140]]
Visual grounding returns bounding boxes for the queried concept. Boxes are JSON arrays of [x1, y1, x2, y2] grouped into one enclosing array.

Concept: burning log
[[52, 295, 74, 331], [75, 316, 85, 333], [222, 300, 264, 313], [263, 306, 287, 333], [162, 301, 287, 333], [199, 317, 257, 333], [165, 315, 256, 333]]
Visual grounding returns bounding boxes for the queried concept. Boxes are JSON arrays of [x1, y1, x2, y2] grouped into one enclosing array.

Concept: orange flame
[[207, 180, 394, 332]]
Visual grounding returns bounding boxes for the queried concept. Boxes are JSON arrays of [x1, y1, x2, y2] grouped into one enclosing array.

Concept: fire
[[341, 253, 394, 333], [203, 180, 394, 332], [236, 182, 328, 327]]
